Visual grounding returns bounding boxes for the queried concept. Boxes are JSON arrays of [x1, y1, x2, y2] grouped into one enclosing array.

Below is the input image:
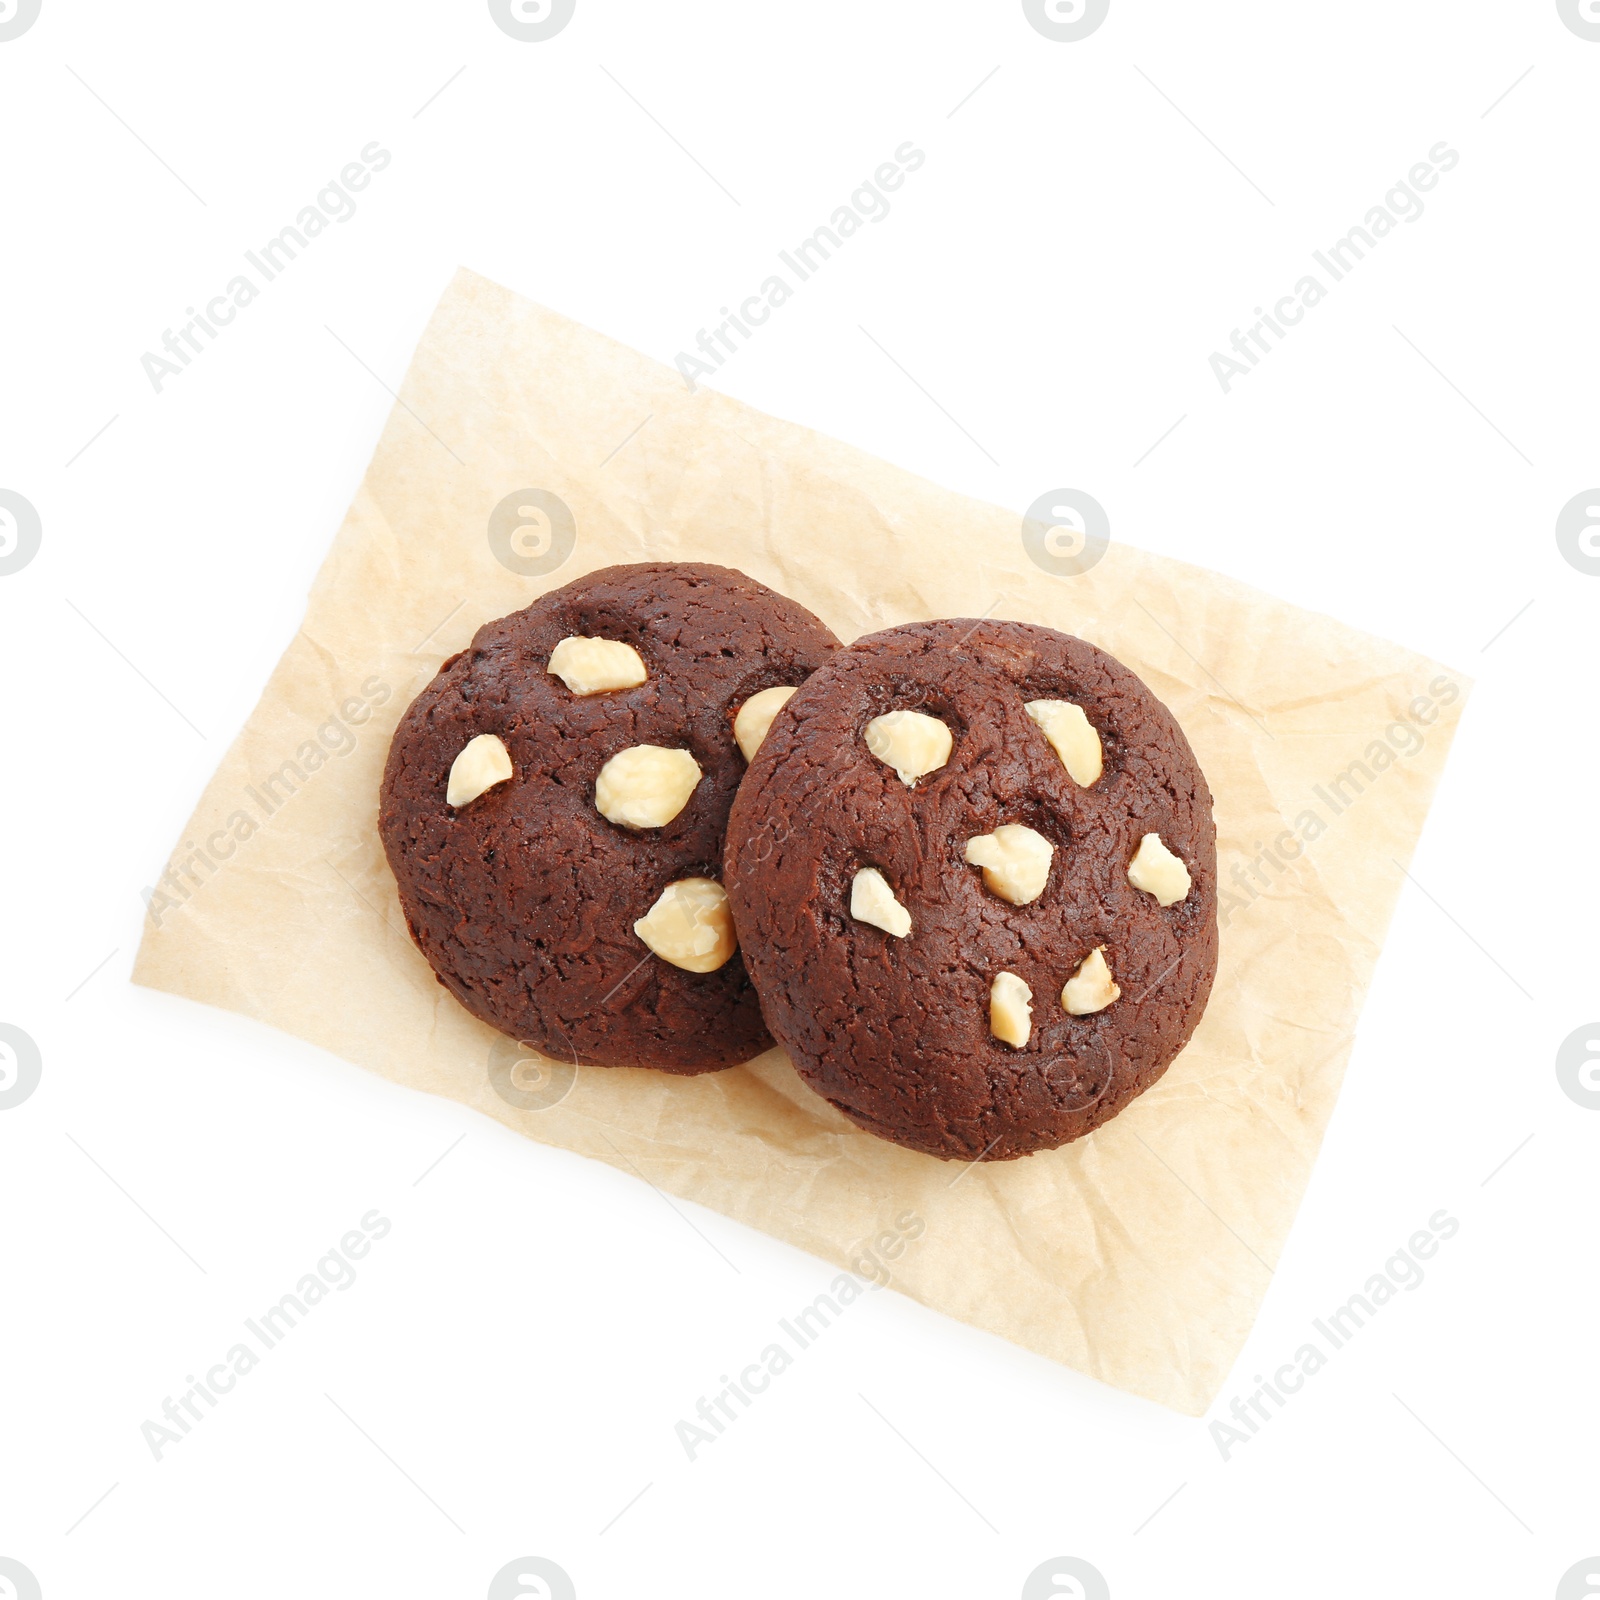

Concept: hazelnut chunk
[[964, 824, 1054, 906], [1024, 699, 1103, 787], [989, 971, 1033, 1048], [1062, 946, 1120, 1016], [864, 710, 952, 787], [850, 867, 912, 938], [594, 745, 702, 830], [1128, 831, 1191, 907], [633, 878, 737, 973], [734, 685, 798, 762], [546, 636, 648, 696], [446, 733, 514, 808]]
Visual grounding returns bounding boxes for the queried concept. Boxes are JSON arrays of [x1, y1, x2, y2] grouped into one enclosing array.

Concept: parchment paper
[[133, 267, 1468, 1415]]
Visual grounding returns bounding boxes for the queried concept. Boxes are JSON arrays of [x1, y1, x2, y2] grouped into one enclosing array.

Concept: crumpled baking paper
[[133, 267, 1468, 1414]]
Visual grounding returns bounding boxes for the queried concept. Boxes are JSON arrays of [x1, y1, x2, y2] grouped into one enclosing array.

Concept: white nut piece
[[446, 733, 514, 808], [733, 685, 798, 762], [547, 635, 648, 696], [1128, 831, 1191, 907], [594, 745, 702, 830], [989, 971, 1033, 1048], [1024, 699, 1103, 787], [1062, 945, 1121, 1016], [864, 710, 953, 787], [963, 824, 1054, 906], [850, 867, 912, 938], [633, 878, 737, 973]]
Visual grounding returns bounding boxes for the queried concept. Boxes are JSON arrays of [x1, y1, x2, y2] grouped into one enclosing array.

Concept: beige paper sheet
[[133, 267, 1468, 1414]]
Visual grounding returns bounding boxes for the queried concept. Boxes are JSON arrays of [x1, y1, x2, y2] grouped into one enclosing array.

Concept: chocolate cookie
[[724, 619, 1218, 1158], [379, 563, 840, 1074]]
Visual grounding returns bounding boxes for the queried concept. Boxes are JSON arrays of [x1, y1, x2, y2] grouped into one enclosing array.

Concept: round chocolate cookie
[[379, 563, 840, 1074], [724, 619, 1218, 1159]]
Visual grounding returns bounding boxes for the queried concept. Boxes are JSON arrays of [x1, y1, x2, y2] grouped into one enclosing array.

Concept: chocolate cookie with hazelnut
[[379, 563, 839, 1074], [723, 618, 1218, 1158]]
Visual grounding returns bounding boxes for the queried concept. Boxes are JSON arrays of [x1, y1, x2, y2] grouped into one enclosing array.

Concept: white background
[[2, 2, 1597, 1596]]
